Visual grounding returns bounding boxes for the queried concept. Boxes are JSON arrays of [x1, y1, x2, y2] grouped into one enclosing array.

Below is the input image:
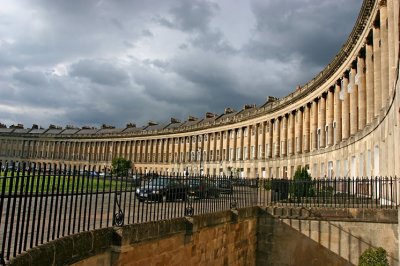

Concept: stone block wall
[[7, 206, 398, 266], [257, 207, 398, 266]]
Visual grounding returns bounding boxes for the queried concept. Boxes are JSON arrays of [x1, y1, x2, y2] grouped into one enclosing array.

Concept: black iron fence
[[0, 162, 398, 264]]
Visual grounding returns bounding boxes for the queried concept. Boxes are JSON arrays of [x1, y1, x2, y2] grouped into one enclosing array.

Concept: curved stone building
[[0, 0, 399, 179]]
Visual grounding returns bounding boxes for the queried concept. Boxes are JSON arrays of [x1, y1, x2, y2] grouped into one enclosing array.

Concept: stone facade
[[0, 0, 399, 179]]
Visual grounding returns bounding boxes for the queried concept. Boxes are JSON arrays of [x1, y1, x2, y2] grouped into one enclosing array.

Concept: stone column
[[373, 21, 382, 115], [225, 130, 231, 162], [274, 119, 280, 157], [311, 100, 318, 151], [303, 104, 310, 152], [289, 111, 295, 155], [365, 39, 374, 124], [231, 131, 236, 161], [380, 1, 389, 106], [281, 116, 287, 157], [357, 53, 367, 130], [334, 82, 342, 144], [318, 95, 326, 148], [349, 66, 358, 136], [326, 88, 334, 146], [262, 122, 266, 159], [341, 75, 350, 139], [255, 124, 259, 160], [296, 109, 303, 153], [247, 126, 251, 160], [387, 0, 395, 94], [268, 121, 273, 158], [239, 128, 244, 160]]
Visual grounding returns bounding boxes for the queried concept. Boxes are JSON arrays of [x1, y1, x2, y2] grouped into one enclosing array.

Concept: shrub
[[290, 167, 314, 199], [358, 247, 389, 266]]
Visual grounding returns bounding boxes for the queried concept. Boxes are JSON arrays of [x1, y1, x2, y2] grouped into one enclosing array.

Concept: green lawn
[[0, 173, 133, 194]]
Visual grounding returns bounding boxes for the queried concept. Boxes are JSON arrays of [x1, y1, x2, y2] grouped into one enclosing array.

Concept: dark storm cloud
[[70, 60, 130, 87], [244, 0, 361, 68], [157, 0, 219, 32], [0, 0, 362, 128], [156, 0, 236, 54]]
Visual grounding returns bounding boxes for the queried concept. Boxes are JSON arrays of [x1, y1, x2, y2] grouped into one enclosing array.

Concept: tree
[[111, 157, 132, 177], [290, 166, 314, 200]]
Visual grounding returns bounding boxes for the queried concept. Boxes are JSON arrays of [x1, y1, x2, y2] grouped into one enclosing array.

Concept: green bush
[[359, 247, 389, 266], [290, 167, 314, 199]]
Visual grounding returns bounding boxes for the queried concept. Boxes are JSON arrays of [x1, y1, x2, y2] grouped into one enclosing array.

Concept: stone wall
[[8, 206, 398, 266], [257, 207, 398, 266]]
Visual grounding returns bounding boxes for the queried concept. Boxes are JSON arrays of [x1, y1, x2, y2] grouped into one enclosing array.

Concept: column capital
[[379, 0, 387, 7]]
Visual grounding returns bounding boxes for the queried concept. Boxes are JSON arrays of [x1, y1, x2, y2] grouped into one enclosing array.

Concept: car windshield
[[147, 178, 169, 186]]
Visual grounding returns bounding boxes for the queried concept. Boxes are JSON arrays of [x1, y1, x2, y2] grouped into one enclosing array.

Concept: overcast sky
[[0, 0, 362, 129]]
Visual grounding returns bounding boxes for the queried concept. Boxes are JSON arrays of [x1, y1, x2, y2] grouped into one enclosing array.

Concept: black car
[[187, 178, 220, 199], [136, 177, 187, 202], [216, 179, 234, 194], [130, 174, 142, 186]]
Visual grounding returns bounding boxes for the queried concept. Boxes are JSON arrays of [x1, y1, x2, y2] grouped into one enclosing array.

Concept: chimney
[[170, 117, 181, 124], [126, 123, 136, 128], [188, 116, 198, 122]]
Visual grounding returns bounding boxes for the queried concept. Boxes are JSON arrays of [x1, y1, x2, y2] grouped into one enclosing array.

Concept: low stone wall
[[8, 207, 259, 266], [7, 206, 398, 266]]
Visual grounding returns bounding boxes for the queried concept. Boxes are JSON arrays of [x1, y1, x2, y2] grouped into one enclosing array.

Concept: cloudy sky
[[0, 0, 362, 129]]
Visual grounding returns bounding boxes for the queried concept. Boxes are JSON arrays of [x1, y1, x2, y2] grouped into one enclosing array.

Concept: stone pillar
[[268, 121, 273, 158], [326, 88, 334, 146], [365, 39, 374, 124], [311, 100, 318, 151], [334, 82, 342, 144], [296, 109, 303, 153], [274, 119, 280, 157], [380, 1, 389, 106], [318, 95, 326, 148], [387, 0, 395, 95], [373, 22, 382, 115], [246, 126, 251, 160], [255, 124, 259, 160], [232, 130, 237, 161], [303, 104, 311, 152], [349, 66, 358, 136], [281, 116, 287, 157], [287, 111, 296, 155], [262, 122, 266, 159], [342, 75, 350, 139], [357, 53, 367, 130]]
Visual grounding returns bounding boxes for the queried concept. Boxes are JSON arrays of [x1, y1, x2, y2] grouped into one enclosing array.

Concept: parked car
[[216, 179, 234, 194], [187, 178, 220, 198], [130, 174, 142, 186], [136, 177, 188, 202]]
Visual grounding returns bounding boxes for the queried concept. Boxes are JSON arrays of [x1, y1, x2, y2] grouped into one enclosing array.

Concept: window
[[251, 146, 255, 159], [243, 147, 247, 160], [258, 145, 262, 158]]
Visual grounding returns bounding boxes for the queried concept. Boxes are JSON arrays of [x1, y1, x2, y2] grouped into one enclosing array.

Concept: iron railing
[[0, 162, 398, 264]]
